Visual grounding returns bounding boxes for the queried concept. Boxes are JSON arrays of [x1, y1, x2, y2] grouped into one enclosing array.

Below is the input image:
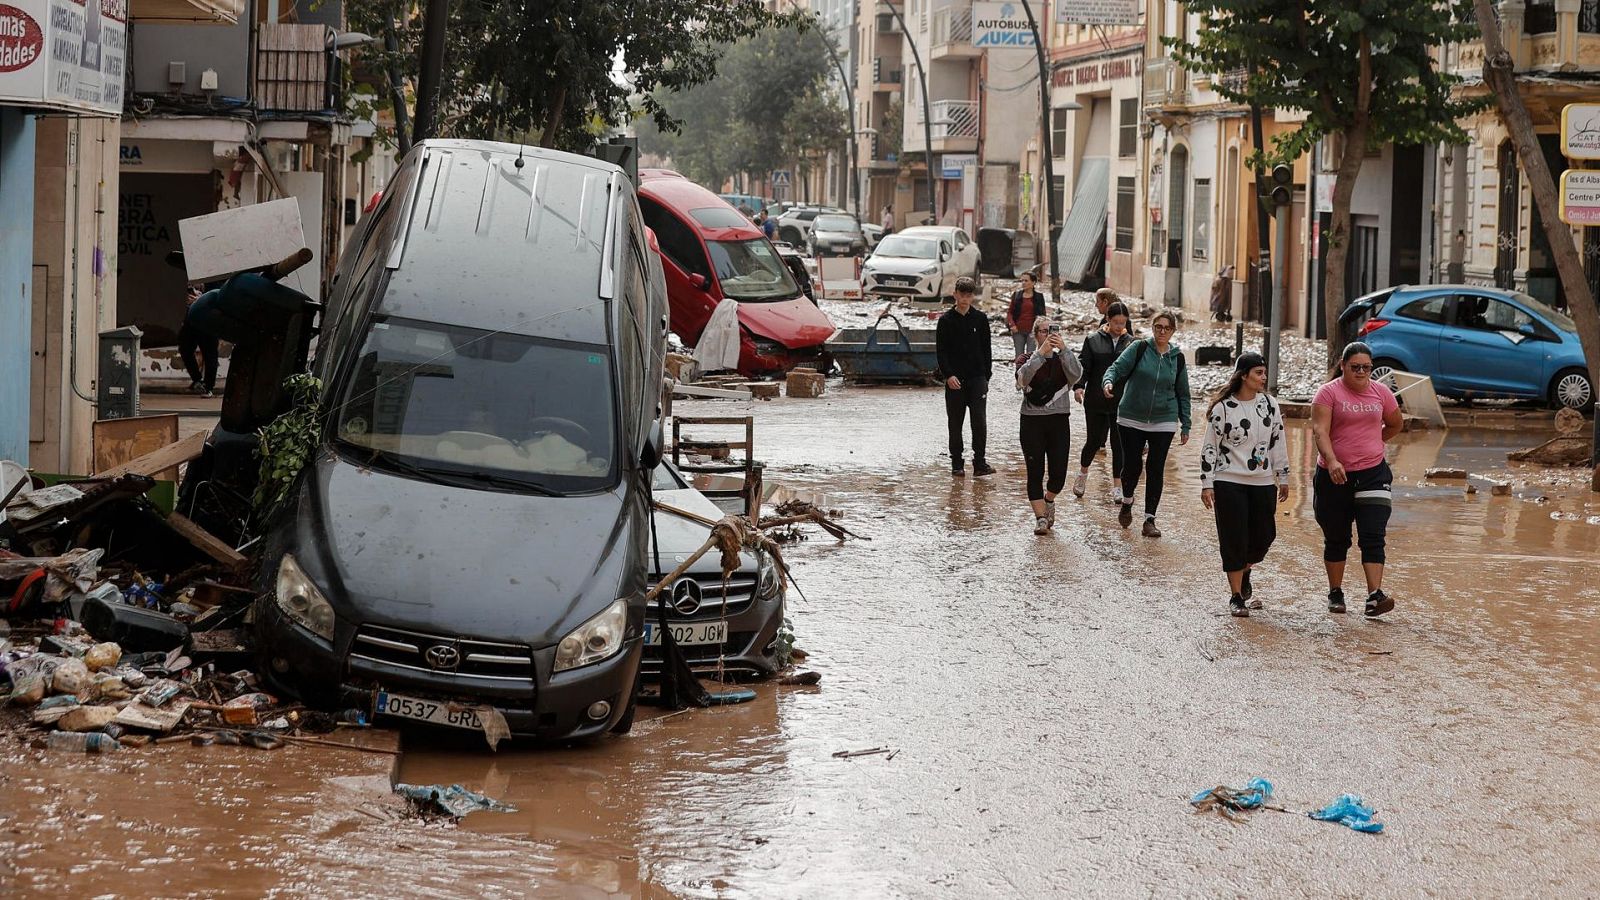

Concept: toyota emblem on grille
[[424, 643, 461, 670], [671, 579, 703, 615]]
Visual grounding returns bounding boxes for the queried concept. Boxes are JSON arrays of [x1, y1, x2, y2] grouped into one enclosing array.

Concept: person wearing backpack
[[1101, 311, 1192, 537], [1016, 318, 1084, 534]]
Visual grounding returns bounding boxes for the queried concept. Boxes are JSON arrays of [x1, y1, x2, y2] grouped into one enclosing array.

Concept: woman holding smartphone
[[1017, 317, 1083, 535]]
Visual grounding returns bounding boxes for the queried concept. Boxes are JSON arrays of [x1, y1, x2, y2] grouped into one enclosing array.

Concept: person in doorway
[[1311, 341, 1404, 617], [1006, 272, 1047, 360], [1209, 265, 1236, 323], [1073, 301, 1135, 499], [1199, 352, 1291, 617], [178, 284, 219, 398], [936, 276, 994, 477], [1017, 318, 1083, 534], [881, 205, 895, 235], [1102, 310, 1191, 537]]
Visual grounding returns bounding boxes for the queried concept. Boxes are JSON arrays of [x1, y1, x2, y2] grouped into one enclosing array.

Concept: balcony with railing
[[1450, 0, 1600, 77], [873, 56, 904, 89], [1143, 58, 1189, 109], [931, 5, 978, 59], [914, 98, 978, 152]]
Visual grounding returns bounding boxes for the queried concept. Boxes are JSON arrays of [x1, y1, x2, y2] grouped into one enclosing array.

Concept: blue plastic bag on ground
[[1308, 793, 1384, 834], [394, 783, 516, 818], [1191, 777, 1275, 811]]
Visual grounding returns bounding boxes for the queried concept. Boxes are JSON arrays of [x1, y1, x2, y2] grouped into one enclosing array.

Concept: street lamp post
[[811, 11, 860, 218], [883, 0, 936, 224], [1018, 0, 1060, 292]]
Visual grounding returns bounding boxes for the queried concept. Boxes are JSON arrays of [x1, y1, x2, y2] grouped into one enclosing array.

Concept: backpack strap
[[1113, 339, 1148, 389]]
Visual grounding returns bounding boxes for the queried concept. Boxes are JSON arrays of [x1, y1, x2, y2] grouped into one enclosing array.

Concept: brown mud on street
[[5, 383, 1599, 898]]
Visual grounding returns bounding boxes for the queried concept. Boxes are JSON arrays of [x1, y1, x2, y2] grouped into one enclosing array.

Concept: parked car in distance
[[862, 222, 885, 251], [862, 226, 982, 302], [807, 213, 867, 258], [775, 205, 845, 247], [637, 170, 835, 375], [252, 140, 670, 742], [1342, 284, 1593, 410], [642, 462, 785, 679]]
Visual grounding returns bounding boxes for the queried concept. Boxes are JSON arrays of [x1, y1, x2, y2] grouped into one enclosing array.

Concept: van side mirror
[[640, 419, 665, 470], [691, 273, 710, 290]]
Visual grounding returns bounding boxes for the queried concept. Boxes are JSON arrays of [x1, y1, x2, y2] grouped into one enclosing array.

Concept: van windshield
[[333, 317, 617, 494], [707, 239, 801, 301]]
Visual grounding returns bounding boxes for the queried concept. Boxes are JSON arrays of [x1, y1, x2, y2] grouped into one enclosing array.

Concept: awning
[[1056, 158, 1109, 284]]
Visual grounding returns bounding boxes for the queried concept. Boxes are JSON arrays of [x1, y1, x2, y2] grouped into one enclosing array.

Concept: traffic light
[[1270, 164, 1293, 207]]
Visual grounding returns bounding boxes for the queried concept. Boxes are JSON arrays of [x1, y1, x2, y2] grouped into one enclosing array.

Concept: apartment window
[[877, 13, 895, 32], [1118, 98, 1138, 158], [1115, 177, 1136, 252], [1191, 178, 1212, 261], [1050, 176, 1066, 223], [1051, 107, 1068, 158]]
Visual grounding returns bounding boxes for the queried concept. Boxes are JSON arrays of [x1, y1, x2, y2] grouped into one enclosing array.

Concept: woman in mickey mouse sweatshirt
[[1199, 352, 1291, 618]]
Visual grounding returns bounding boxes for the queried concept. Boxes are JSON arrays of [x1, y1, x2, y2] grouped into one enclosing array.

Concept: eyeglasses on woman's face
[[1152, 323, 1175, 333], [1346, 363, 1373, 372]]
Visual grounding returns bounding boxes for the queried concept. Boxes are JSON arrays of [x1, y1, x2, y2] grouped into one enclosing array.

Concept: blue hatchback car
[[1340, 285, 1594, 411]]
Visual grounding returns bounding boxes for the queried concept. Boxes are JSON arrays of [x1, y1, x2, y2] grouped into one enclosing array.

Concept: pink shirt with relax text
[[1312, 377, 1398, 471]]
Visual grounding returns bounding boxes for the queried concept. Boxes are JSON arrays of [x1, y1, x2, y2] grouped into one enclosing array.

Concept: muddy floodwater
[[4, 384, 1599, 897]]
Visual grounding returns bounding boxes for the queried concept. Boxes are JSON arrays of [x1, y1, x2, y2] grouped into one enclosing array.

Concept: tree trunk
[[539, 85, 568, 149], [1475, 0, 1600, 490]]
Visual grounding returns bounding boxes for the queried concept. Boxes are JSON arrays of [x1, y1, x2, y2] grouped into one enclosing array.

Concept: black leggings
[[178, 323, 219, 391], [1313, 462, 1393, 565], [1212, 481, 1278, 572], [1118, 426, 1175, 517], [1020, 414, 1070, 502], [1080, 409, 1124, 474]]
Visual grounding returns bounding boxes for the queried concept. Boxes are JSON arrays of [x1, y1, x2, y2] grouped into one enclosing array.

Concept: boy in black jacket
[[936, 277, 994, 477]]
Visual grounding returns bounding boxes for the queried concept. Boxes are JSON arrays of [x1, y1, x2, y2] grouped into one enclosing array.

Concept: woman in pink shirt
[[1310, 342, 1404, 617]]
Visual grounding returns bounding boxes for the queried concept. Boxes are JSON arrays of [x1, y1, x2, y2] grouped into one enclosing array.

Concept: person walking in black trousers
[[936, 277, 993, 477], [1073, 301, 1134, 500], [1016, 318, 1083, 533], [1199, 353, 1290, 617], [1100, 311, 1191, 537]]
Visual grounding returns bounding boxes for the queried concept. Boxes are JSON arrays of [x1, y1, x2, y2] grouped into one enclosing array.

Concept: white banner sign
[[1055, 0, 1140, 27], [972, 3, 1037, 50], [1561, 103, 1600, 160], [0, 0, 124, 116]]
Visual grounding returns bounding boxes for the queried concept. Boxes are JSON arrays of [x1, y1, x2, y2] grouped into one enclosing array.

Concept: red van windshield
[[707, 239, 800, 301]]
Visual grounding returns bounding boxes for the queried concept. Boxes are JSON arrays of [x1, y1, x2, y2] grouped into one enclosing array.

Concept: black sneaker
[[1240, 569, 1253, 602], [972, 461, 996, 478], [1365, 589, 1394, 618], [1229, 594, 1249, 617], [1117, 502, 1133, 529], [952, 465, 965, 477], [1328, 589, 1346, 614]]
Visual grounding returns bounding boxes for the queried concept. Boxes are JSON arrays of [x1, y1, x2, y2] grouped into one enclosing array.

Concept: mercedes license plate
[[374, 691, 487, 730], [644, 621, 727, 646]]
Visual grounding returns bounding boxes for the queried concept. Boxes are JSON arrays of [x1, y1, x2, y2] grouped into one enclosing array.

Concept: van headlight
[[275, 554, 335, 642], [554, 598, 629, 673], [920, 264, 941, 275], [755, 552, 782, 601]]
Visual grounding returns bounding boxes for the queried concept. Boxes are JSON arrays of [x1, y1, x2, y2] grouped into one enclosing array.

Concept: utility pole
[[413, 0, 449, 142], [1019, 0, 1058, 292], [883, 1, 936, 223]]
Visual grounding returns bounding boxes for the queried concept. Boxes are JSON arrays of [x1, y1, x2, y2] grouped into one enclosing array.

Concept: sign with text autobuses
[[1055, 0, 1140, 26], [0, 0, 124, 116], [972, 3, 1037, 49], [1558, 170, 1600, 225]]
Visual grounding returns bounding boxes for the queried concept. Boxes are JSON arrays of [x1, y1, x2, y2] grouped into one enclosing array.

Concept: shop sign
[[0, 0, 124, 116], [972, 3, 1036, 49], [1055, 0, 1139, 26], [1559, 170, 1600, 224], [940, 153, 976, 179], [1051, 53, 1141, 89], [1561, 103, 1600, 159]]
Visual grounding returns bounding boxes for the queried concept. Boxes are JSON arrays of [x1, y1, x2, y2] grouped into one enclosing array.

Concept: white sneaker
[[1033, 516, 1050, 535], [1072, 472, 1087, 498], [1044, 500, 1056, 527]]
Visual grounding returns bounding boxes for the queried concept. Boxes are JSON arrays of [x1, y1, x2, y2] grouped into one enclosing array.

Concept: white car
[[775, 206, 845, 247], [862, 226, 982, 301]]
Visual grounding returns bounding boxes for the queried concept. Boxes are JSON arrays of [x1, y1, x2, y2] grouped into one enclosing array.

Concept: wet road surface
[[4, 383, 1599, 897]]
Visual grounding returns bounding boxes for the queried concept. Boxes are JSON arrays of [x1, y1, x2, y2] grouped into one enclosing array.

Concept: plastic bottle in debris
[[43, 732, 122, 754]]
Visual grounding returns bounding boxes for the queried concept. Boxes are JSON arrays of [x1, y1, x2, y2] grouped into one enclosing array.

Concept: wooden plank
[[167, 512, 248, 569], [97, 431, 207, 480], [672, 384, 753, 400], [93, 415, 181, 482]]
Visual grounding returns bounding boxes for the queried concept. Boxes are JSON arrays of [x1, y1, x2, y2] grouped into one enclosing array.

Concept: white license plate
[[644, 620, 727, 647], [374, 691, 487, 731]]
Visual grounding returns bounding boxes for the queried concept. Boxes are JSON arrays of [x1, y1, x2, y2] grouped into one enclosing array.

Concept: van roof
[[380, 140, 624, 344], [637, 173, 764, 242]]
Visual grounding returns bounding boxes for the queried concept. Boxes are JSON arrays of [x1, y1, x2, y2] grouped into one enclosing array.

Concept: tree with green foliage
[[635, 24, 845, 193], [344, 0, 804, 153], [1169, 0, 1484, 365]]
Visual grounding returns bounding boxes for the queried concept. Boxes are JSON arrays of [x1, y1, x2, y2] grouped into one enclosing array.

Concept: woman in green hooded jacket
[[1100, 311, 1192, 537]]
